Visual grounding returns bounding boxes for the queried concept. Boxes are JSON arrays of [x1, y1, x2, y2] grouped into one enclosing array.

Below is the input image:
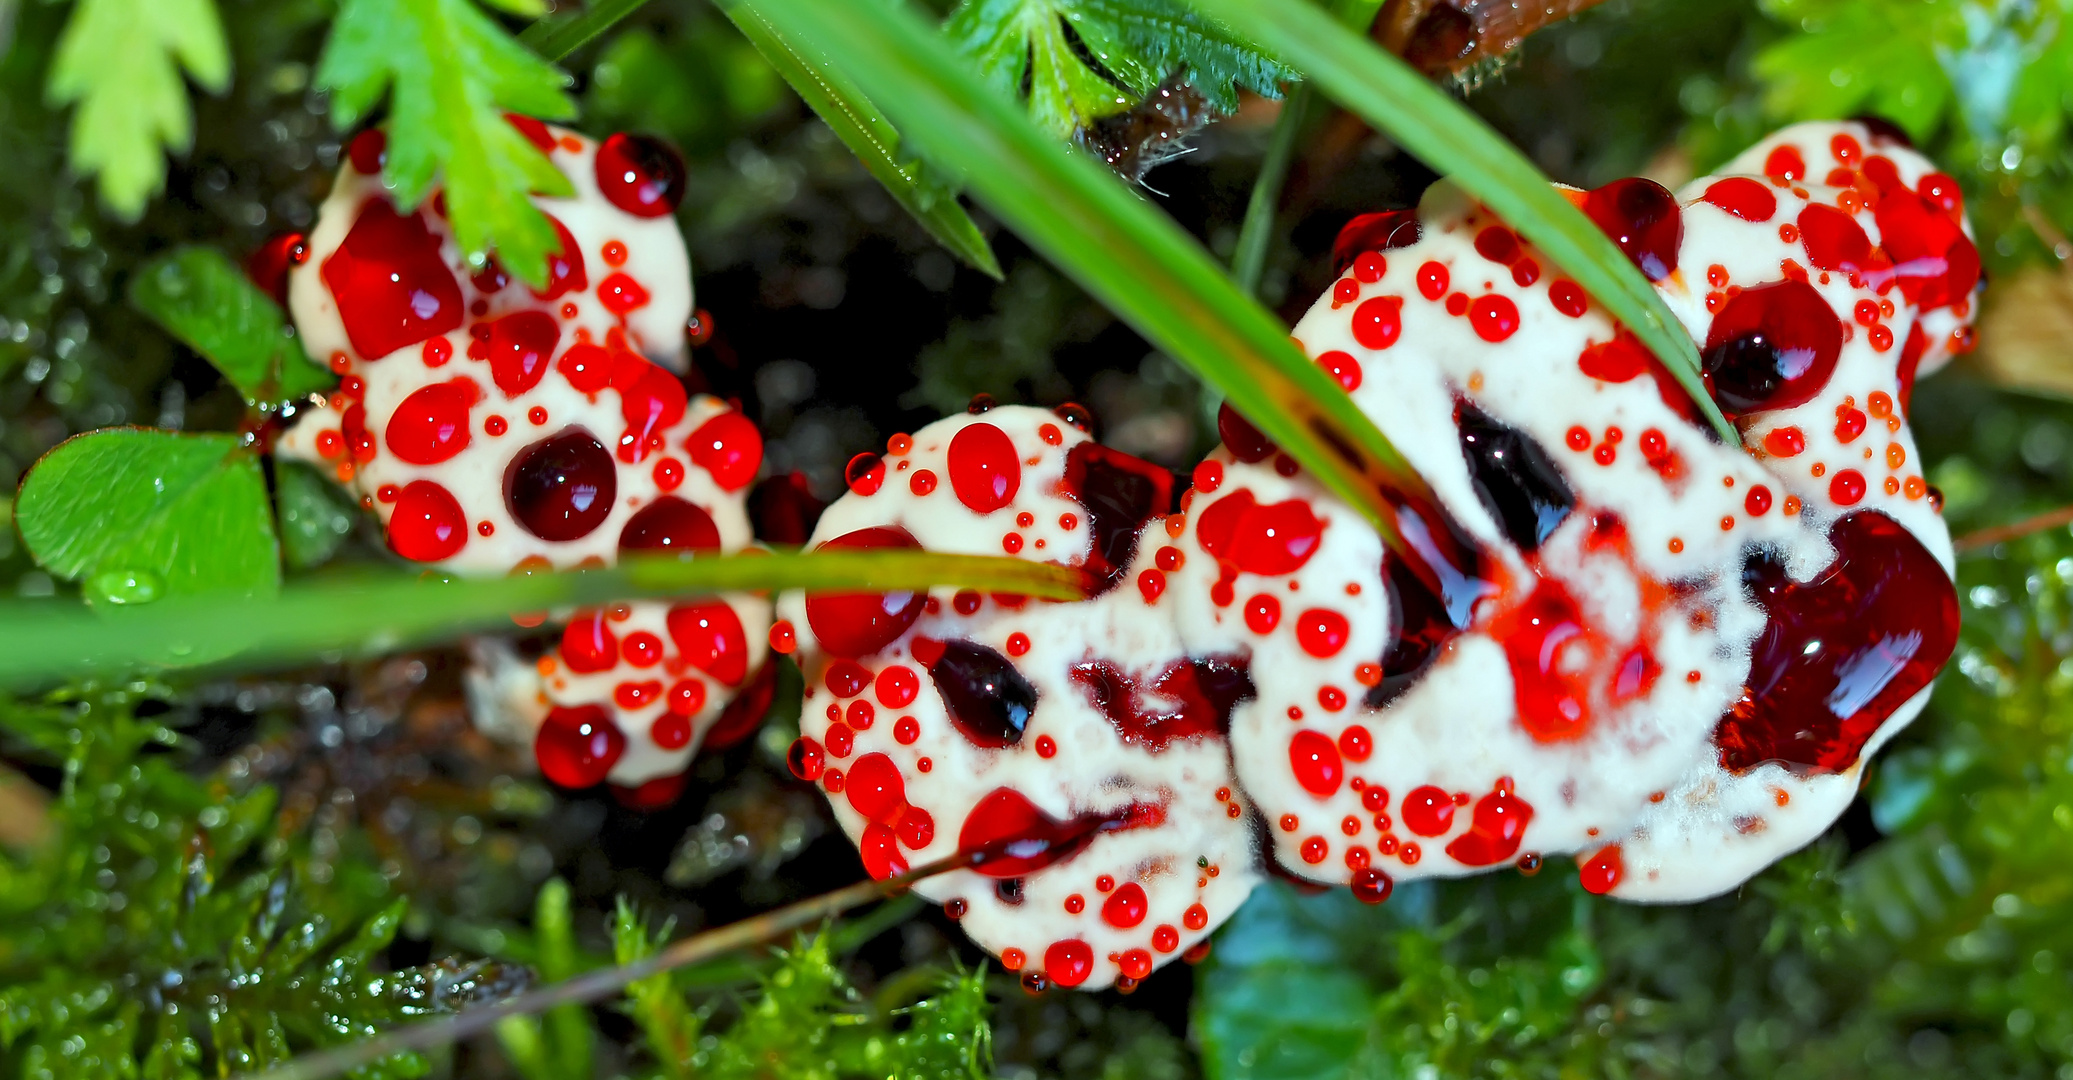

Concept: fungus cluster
[[281, 118, 1971, 992]]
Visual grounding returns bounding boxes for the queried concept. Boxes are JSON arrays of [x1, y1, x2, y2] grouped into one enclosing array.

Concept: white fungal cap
[[277, 119, 771, 791], [776, 406, 1261, 990]]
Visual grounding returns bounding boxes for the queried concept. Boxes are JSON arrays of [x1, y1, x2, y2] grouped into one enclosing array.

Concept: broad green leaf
[[737, 0, 1429, 554], [0, 549, 1083, 688], [128, 247, 336, 405], [14, 429, 280, 607], [44, 0, 229, 218], [1191, 0, 1738, 443], [316, 0, 577, 288], [275, 460, 359, 570], [715, 0, 1002, 278]]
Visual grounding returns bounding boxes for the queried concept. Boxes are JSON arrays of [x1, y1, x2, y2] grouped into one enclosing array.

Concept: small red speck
[[1301, 836, 1329, 864], [1418, 261, 1449, 299], [769, 621, 797, 654], [1720, 515, 1735, 531], [1279, 814, 1299, 833], [1686, 670, 1702, 683], [917, 758, 932, 772], [1668, 537, 1684, 553], [529, 406, 548, 426], [603, 240, 628, 266], [1593, 444, 1616, 465], [1318, 686, 1346, 711], [477, 521, 494, 536], [1566, 426, 1591, 451], [1341, 815, 1362, 836], [1007, 632, 1031, 656], [1002, 533, 1023, 554], [1829, 469, 1867, 505]]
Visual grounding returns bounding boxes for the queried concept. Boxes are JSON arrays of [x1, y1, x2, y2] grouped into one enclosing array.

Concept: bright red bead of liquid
[[1583, 177, 1682, 281], [595, 133, 687, 218], [1194, 490, 1325, 576], [1443, 787, 1534, 866], [666, 600, 749, 686], [535, 705, 625, 788], [321, 201, 464, 360], [948, 421, 1021, 514], [804, 526, 928, 657], [387, 480, 468, 561], [619, 496, 722, 555], [1289, 729, 1343, 797], [688, 409, 763, 491], [1401, 785, 1455, 836], [486, 310, 560, 397], [385, 378, 477, 464], [1102, 882, 1148, 928], [505, 427, 617, 541]]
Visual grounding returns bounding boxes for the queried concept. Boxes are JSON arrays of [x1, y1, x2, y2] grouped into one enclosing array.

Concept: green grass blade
[[714, 0, 1002, 279], [737, 0, 1433, 551], [518, 0, 653, 61], [0, 550, 1082, 689], [1191, 0, 1737, 444]]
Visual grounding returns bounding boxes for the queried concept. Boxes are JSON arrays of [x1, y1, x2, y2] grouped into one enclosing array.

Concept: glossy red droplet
[[598, 272, 651, 314], [1702, 280, 1842, 416], [387, 480, 468, 561], [1917, 171, 1963, 214], [1418, 260, 1449, 300], [1401, 785, 1455, 836], [1579, 844, 1623, 894], [845, 752, 907, 825], [1764, 144, 1806, 180], [1318, 350, 1363, 391], [1469, 295, 1520, 341], [1701, 177, 1777, 222], [1873, 185, 1980, 310], [505, 427, 617, 541], [322, 201, 464, 360], [898, 805, 935, 849], [486, 310, 561, 397], [666, 678, 707, 719], [619, 496, 721, 555], [948, 422, 1021, 514], [531, 215, 589, 301], [1339, 724, 1372, 761], [667, 600, 749, 686], [1351, 867, 1393, 904], [1443, 786, 1534, 865], [556, 342, 612, 393], [805, 526, 928, 658], [1474, 226, 1520, 264], [688, 410, 763, 491], [1245, 593, 1281, 634], [1715, 511, 1958, 773], [958, 787, 1161, 877], [1549, 279, 1587, 317], [560, 613, 620, 673], [1195, 490, 1325, 576], [1045, 940, 1094, 988], [535, 705, 625, 788], [1828, 469, 1867, 506], [1489, 582, 1597, 741], [347, 128, 387, 174], [860, 822, 908, 880], [1351, 296, 1402, 350], [385, 378, 477, 464], [787, 736, 825, 781], [1289, 729, 1343, 797], [1217, 403, 1276, 463], [1102, 882, 1148, 928], [1296, 608, 1350, 658], [595, 132, 687, 217], [249, 231, 310, 306], [1577, 332, 1650, 383], [1796, 204, 1872, 274], [1583, 178, 1682, 281], [609, 351, 687, 464], [1331, 209, 1420, 274]]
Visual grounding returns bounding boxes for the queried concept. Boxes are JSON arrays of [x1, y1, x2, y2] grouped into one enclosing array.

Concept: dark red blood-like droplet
[[505, 427, 617, 541], [612, 772, 689, 811], [1101, 882, 1148, 928], [1217, 403, 1276, 463], [387, 480, 467, 561], [1331, 209, 1420, 274], [705, 659, 779, 750], [931, 640, 1039, 747], [688, 410, 763, 491], [1897, 322, 1927, 411], [610, 352, 687, 464], [507, 113, 556, 151], [348, 129, 387, 174], [948, 422, 1021, 514], [1702, 280, 1842, 416], [1401, 785, 1455, 836], [805, 526, 928, 657], [1456, 400, 1573, 551], [1579, 844, 1623, 894], [788, 736, 826, 781], [1796, 204, 1872, 274], [535, 705, 625, 788], [1045, 940, 1094, 988], [1489, 581, 1597, 741], [957, 787, 1161, 877], [531, 214, 588, 301], [595, 133, 687, 217], [560, 614, 619, 673], [487, 310, 561, 397], [1061, 441, 1174, 594], [1582, 178, 1682, 281], [1195, 490, 1325, 576], [1701, 177, 1777, 223], [1474, 226, 1520, 264], [249, 231, 310, 306], [1289, 729, 1343, 797], [1444, 786, 1533, 865], [385, 378, 477, 464], [1713, 511, 1958, 773], [1071, 655, 1253, 750], [1872, 185, 1980, 310], [1351, 868, 1393, 904], [860, 823, 908, 880], [666, 600, 749, 686], [845, 752, 907, 824], [748, 472, 824, 545], [321, 201, 464, 359], [619, 496, 721, 555]]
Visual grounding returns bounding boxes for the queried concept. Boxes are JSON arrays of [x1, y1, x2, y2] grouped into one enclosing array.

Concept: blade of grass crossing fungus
[[737, 0, 1437, 555], [519, 0, 655, 61], [714, 0, 1003, 278], [1190, 0, 1737, 443], [0, 550, 1083, 689]]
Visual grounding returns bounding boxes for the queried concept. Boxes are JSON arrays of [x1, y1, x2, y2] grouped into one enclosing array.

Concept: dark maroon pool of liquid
[[1365, 496, 1497, 709], [931, 639, 1040, 748], [1583, 178, 1682, 282], [1456, 400, 1573, 551], [505, 427, 617, 542], [1713, 510, 1958, 774], [1701, 279, 1842, 417], [1070, 654, 1255, 750], [957, 787, 1164, 878], [1062, 442, 1175, 595]]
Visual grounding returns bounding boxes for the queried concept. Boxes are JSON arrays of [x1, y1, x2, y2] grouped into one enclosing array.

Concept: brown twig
[[243, 851, 975, 1080], [1953, 504, 2073, 553]]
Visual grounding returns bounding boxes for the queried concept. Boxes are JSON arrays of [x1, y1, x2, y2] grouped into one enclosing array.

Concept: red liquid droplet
[[1070, 655, 1253, 750], [555, 342, 612, 393], [931, 639, 1039, 747], [957, 787, 1163, 877], [1469, 295, 1520, 341], [1061, 441, 1174, 594], [1102, 882, 1148, 928], [804, 526, 927, 657], [1195, 490, 1325, 577], [1296, 608, 1350, 658], [1489, 582, 1596, 741], [948, 421, 1022, 514], [860, 823, 908, 880], [609, 352, 687, 464], [1583, 178, 1682, 282], [1351, 868, 1394, 904], [1401, 785, 1455, 836], [619, 496, 721, 555], [1217, 402, 1277, 463], [1796, 204, 1873, 275], [249, 231, 310, 306], [1474, 226, 1520, 264], [788, 736, 825, 781], [846, 752, 908, 824], [688, 409, 763, 491], [561, 614, 619, 673], [595, 132, 687, 217], [505, 427, 616, 541], [1044, 940, 1094, 988], [535, 705, 625, 788], [385, 378, 477, 464], [1702, 280, 1842, 417], [1577, 332, 1650, 383], [1764, 144, 1806, 181], [667, 600, 749, 686], [1701, 177, 1777, 222], [486, 310, 561, 397], [1331, 209, 1420, 274], [1549, 279, 1587, 317], [321, 201, 464, 360], [1872, 186, 1980, 310], [1579, 844, 1623, 894], [1713, 511, 1958, 773], [1289, 729, 1343, 797], [387, 480, 468, 561], [1351, 296, 1403, 349], [531, 214, 588, 301], [1443, 786, 1534, 865]]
